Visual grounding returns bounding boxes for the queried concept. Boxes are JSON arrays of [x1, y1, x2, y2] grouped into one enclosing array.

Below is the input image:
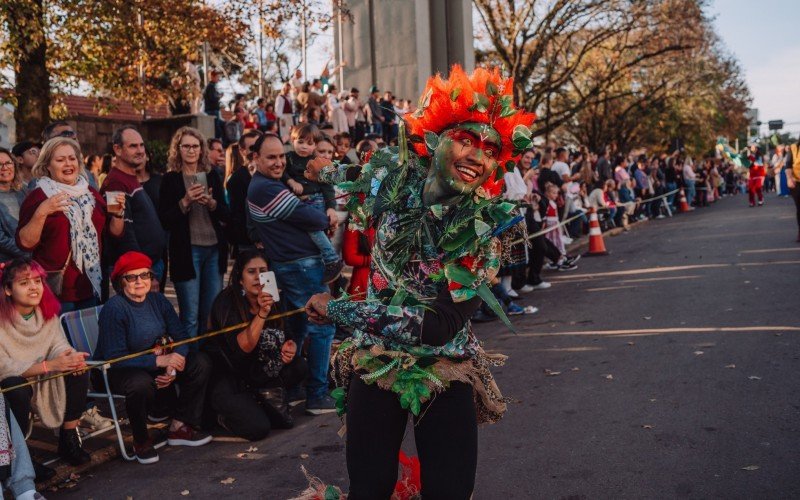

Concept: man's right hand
[[156, 352, 186, 372]]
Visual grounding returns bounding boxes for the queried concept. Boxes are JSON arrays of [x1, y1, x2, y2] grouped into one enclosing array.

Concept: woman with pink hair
[[0, 257, 91, 476]]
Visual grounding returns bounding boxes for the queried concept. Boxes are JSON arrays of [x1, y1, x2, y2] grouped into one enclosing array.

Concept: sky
[[710, 0, 800, 137]]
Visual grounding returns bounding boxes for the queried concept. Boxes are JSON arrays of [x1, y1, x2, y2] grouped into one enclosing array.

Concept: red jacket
[[342, 226, 374, 298], [16, 187, 108, 302]]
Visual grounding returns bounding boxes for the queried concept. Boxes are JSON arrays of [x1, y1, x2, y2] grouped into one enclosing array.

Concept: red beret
[[111, 251, 152, 281]]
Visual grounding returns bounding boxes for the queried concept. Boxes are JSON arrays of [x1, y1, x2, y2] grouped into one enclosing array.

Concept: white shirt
[[503, 168, 528, 201], [552, 161, 571, 180]]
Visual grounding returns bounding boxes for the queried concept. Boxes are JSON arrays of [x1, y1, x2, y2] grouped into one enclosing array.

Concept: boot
[[57, 427, 91, 466], [33, 460, 56, 482], [257, 387, 293, 429]]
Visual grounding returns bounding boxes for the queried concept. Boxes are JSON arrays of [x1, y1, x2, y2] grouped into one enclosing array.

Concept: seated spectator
[[588, 179, 617, 228], [204, 250, 308, 441], [1, 395, 44, 500], [0, 257, 91, 470], [0, 149, 28, 260], [16, 137, 125, 311], [95, 251, 213, 465]]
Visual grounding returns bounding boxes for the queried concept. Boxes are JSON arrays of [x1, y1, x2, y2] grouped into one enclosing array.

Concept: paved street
[[49, 195, 800, 499]]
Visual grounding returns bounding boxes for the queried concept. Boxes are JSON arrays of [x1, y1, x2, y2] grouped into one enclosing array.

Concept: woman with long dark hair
[[203, 249, 307, 440]]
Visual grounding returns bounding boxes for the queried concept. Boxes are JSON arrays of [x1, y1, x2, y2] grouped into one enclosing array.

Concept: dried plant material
[[247, 446, 258, 452], [181, 491, 190, 496], [570, 367, 580, 372], [300, 453, 309, 459], [725, 364, 736, 369], [220, 477, 236, 485], [641, 424, 654, 429], [741, 465, 760, 471], [748, 376, 761, 380], [603, 374, 614, 380], [544, 369, 561, 376], [694, 351, 704, 355]]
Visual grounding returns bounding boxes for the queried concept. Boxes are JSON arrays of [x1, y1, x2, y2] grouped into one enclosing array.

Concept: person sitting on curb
[[95, 251, 213, 465]]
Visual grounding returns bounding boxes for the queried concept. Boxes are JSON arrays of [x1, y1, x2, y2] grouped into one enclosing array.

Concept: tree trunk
[[9, 0, 50, 142]]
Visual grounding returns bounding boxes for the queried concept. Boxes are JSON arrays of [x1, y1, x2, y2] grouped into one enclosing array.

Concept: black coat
[[158, 169, 229, 282]]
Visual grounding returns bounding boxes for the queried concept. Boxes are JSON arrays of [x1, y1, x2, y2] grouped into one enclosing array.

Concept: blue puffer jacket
[[0, 189, 28, 261]]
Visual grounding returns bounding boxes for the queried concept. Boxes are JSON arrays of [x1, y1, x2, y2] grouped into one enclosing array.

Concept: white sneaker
[[517, 285, 535, 293], [544, 262, 559, 271], [80, 407, 115, 431], [523, 305, 539, 315], [506, 288, 520, 299], [531, 281, 552, 290]]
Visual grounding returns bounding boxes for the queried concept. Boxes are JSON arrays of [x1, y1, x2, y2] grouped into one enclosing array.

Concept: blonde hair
[[167, 127, 209, 173], [31, 137, 87, 181]]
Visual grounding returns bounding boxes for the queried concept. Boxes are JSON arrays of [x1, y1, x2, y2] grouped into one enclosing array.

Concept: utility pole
[[138, 10, 145, 119], [301, 0, 308, 80], [336, 0, 344, 89], [258, 1, 264, 98]]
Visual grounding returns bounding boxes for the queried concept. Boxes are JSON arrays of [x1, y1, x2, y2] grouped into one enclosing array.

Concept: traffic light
[[768, 120, 784, 131]]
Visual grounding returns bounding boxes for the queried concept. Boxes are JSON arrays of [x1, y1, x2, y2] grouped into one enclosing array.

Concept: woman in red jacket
[[342, 225, 374, 298]]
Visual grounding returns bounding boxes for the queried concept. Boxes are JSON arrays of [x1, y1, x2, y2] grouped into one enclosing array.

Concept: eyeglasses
[[121, 271, 153, 283], [0, 161, 14, 169], [180, 144, 201, 151]]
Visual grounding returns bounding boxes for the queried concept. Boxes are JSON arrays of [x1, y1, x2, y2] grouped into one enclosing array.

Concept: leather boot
[[57, 427, 91, 465], [258, 387, 294, 429]]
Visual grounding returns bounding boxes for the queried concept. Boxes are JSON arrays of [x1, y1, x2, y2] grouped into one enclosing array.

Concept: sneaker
[[544, 262, 560, 271], [564, 254, 581, 266], [558, 262, 578, 271], [133, 439, 160, 465], [323, 259, 345, 284], [80, 407, 115, 431], [522, 305, 539, 315], [57, 427, 91, 466], [749, 203, 755, 207], [471, 310, 497, 323], [506, 288, 520, 299], [167, 424, 213, 447], [507, 303, 525, 316], [517, 285, 535, 293], [33, 460, 56, 482], [656, 214, 665, 219], [147, 414, 170, 423], [305, 395, 337, 415], [757, 201, 764, 206], [530, 281, 551, 290]]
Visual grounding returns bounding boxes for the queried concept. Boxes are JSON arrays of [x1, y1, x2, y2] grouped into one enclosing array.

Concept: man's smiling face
[[431, 122, 501, 196]]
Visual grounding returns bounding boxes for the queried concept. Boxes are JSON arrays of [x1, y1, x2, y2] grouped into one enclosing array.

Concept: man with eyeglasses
[[41, 120, 77, 142], [206, 138, 225, 181], [10, 141, 40, 185]]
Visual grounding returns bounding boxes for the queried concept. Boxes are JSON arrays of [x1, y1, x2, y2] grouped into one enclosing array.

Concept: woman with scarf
[[16, 137, 125, 310], [0, 257, 92, 473]]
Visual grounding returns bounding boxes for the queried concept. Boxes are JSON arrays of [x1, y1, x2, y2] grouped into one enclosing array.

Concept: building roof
[[60, 94, 170, 122]]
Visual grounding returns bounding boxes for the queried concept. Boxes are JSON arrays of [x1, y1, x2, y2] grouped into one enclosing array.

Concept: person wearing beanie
[[95, 251, 213, 465]]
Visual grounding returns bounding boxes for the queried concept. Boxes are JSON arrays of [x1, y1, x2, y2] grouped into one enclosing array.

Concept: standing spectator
[[203, 70, 223, 140], [0, 148, 27, 260], [96, 252, 213, 464], [682, 158, 697, 208], [380, 91, 397, 143], [365, 86, 384, 136], [207, 138, 226, 179], [247, 134, 337, 414], [41, 121, 76, 142], [158, 127, 229, 341], [535, 153, 562, 193], [98, 154, 113, 188], [224, 107, 246, 147], [326, 85, 348, 134], [344, 87, 366, 143], [17, 138, 125, 310], [10, 141, 39, 186], [0, 257, 91, 467], [204, 250, 308, 440], [595, 148, 612, 186], [85, 154, 103, 188], [254, 98, 269, 131], [275, 83, 295, 143], [551, 147, 571, 182], [226, 130, 262, 255], [102, 126, 167, 290]]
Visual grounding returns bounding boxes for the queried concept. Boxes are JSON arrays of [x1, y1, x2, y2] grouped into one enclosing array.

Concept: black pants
[[346, 377, 477, 500], [208, 357, 308, 441], [791, 187, 800, 233], [1, 372, 89, 430], [99, 351, 211, 444]]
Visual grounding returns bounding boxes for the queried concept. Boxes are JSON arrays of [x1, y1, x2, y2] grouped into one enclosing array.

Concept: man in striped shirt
[[246, 133, 338, 415]]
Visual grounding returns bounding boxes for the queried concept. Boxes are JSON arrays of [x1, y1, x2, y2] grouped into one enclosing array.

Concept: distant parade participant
[[302, 65, 535, 498], [748, 155, 766, 207], [786, 140, 800, 241]]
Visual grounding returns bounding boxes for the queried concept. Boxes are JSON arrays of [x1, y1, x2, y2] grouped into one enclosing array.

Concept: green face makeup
[[429, 122, 501, 199]]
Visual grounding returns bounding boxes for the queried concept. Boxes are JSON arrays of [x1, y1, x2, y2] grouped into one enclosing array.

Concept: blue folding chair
[[60, 306, 135, 461]]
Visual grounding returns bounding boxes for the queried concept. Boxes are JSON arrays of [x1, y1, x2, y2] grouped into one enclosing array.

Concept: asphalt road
[[49, 194, 800, 499]]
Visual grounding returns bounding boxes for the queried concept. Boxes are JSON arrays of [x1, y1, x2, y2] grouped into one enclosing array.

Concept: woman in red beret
[[94, 251, 212, 465]]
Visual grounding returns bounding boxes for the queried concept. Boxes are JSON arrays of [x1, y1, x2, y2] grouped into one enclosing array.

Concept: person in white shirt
[[552, 147, 571, 181]]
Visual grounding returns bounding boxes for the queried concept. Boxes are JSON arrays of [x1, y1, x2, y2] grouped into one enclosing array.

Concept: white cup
[[105, 191, 123, 213]]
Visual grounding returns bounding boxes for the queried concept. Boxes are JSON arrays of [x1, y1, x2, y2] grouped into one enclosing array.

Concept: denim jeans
[[303, 193, 338, 264], [666, 182, 678, 209], [174, 245, 222, 342], [271, 255, 335, 401], [684, 180, 696, 206], [3, 409, 36, 498]]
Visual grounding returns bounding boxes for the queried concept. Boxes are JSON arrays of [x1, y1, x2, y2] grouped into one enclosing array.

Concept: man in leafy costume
[[304, 65, 535, 498]]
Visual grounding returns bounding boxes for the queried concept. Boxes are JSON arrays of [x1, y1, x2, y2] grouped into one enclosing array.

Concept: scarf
[[0, 310, 71, 428], [38, 176, 102, 297], [0, 395, 11, 470]]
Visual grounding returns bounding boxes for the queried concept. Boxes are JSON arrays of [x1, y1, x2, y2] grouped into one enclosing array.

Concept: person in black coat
[[158, 127, 230, 341]]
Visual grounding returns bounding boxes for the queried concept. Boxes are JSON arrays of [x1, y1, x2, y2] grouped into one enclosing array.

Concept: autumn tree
[[0, 0, 248, 141]]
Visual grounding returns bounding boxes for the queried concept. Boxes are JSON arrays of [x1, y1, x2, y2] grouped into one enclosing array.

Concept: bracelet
[[42, 360, 48, 374], [257, 312, 268, 319]]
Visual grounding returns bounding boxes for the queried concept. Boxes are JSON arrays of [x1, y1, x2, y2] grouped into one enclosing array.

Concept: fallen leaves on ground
[[220, 477, 236, 485], [725, 364, 736, 369], [236, 453, 248, 459], [642, 424, 654, 429], [181, 491, 190, 496], [627, 341, 635, 346], [741, 465, 760, 471], [571, 367, 580, 372], [247, 446, 258, 452], [544, 369, 561, 376], [300, 453, 309, 459], [694, 351, 704, 355], [643, 316, 652, 320], [603, 374, 614, 380], [748, 376, 761, 380]]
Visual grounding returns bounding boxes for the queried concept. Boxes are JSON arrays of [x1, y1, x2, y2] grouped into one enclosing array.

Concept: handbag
[[46, 250, 71, 296]]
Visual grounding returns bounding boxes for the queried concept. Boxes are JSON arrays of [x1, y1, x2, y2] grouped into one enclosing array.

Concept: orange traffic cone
[[584, 207, 608, 256], [678, 188, 692, 213]]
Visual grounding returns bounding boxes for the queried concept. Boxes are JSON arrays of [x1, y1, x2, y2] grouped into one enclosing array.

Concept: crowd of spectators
[[0, 70, 796, 497]]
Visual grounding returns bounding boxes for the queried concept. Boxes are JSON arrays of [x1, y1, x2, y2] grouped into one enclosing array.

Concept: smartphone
[[259, 271, 280, 302]]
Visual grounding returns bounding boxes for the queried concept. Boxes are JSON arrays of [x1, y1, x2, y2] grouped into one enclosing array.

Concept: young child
[[282, 124, 344, 283], [542, 182, 579, 271]]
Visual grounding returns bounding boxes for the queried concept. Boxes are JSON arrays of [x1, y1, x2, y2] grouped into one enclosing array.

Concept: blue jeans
[[684, 180, 696, 206], [666, 182, 677, 208], [174, 245, 222, 342], [271, 255, 334, 401], [3, 409, 36, 498], [61, 296, 99, 313], [304, 193, 338, 264]]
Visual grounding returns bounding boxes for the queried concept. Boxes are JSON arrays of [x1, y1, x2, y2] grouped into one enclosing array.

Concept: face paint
[[428, 122, 501, 200]]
